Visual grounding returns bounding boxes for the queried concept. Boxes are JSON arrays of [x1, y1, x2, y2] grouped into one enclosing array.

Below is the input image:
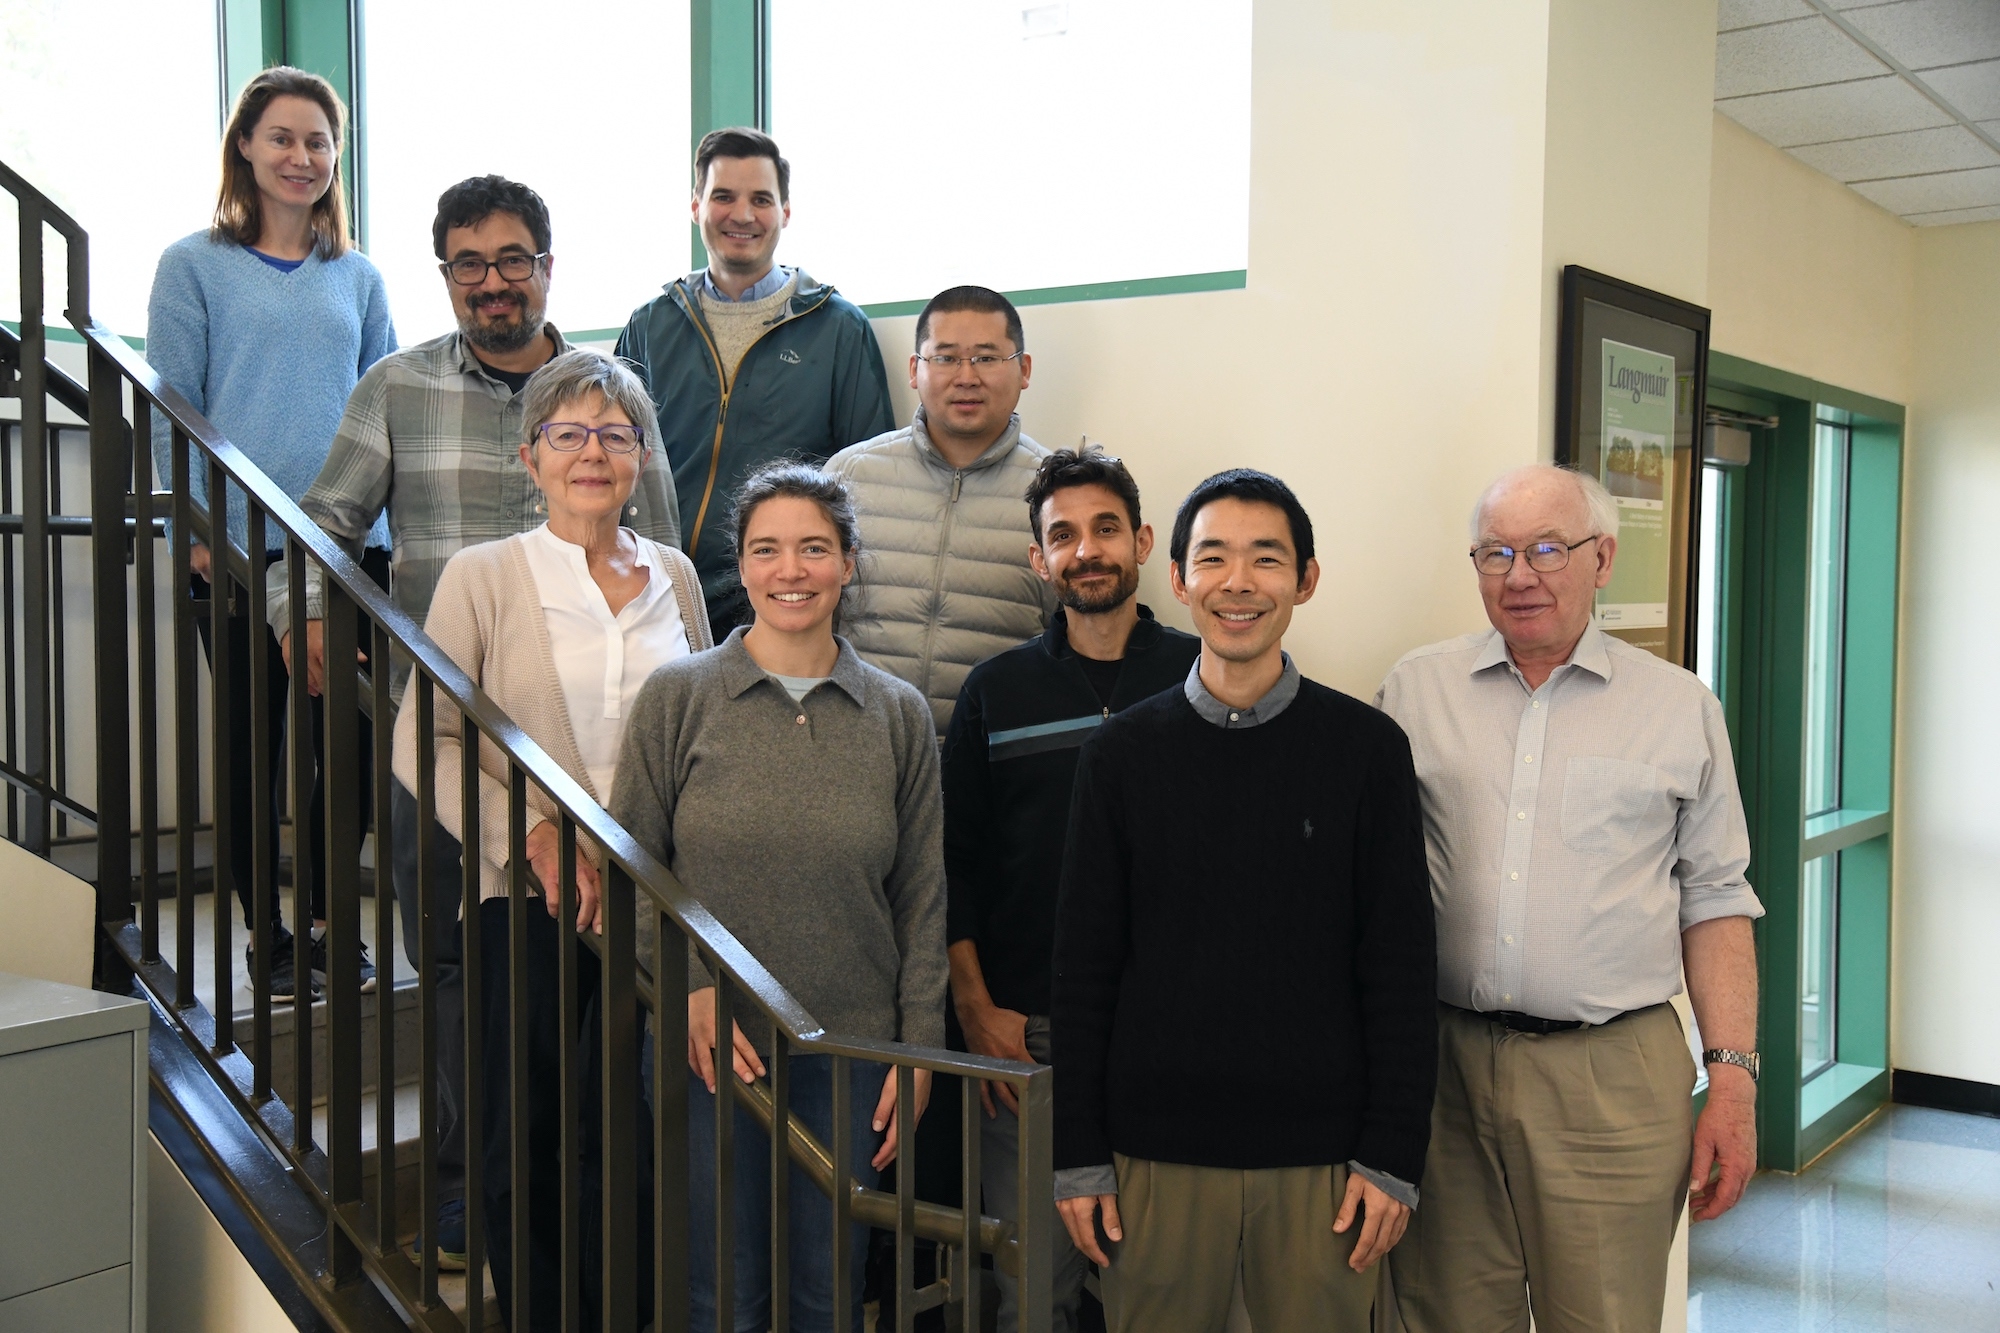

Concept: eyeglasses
[[914, 351, 1025, 373], [538, 422, 644, 454], [440, 252, 549, 286], [1470, 535, 1600, 576]]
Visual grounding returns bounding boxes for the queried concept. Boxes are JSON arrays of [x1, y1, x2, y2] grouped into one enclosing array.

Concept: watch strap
[[1702, 1047, 1760, 1082]]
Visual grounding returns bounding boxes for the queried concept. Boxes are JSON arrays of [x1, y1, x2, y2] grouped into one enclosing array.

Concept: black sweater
[[942, 607, 1201, 1016], [1050, 678, 1438, 1184]]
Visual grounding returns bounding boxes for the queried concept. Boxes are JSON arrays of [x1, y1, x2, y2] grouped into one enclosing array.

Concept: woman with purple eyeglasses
[[393, 345, 707, 1330]]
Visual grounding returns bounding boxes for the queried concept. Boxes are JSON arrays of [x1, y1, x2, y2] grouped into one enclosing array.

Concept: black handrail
[[3, 153, 1054, 1332]]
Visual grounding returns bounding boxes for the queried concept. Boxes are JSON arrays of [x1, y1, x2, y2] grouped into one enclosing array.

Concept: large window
[[768, 0, 1251, 309], [0, 0, 220, 337], [1804, 413, 1851, 819], [361, 0, 690, 343]]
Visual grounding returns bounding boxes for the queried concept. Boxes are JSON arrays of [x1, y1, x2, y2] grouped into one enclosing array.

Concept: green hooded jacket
[[615, 269, 894, 627]]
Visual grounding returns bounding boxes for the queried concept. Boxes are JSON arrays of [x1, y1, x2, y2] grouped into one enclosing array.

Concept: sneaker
[[408, 1197, 468, 1272], [309, 931, 378, 994], [246, 929, 320, 1003]]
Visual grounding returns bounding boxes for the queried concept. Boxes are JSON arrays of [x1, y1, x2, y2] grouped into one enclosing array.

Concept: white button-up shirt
[[1375, 625, 1762, 1024], [519, 523, 690, 798]]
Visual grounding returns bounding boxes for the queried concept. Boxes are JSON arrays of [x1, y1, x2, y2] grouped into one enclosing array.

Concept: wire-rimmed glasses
[[1469, 535, 1600, 576]]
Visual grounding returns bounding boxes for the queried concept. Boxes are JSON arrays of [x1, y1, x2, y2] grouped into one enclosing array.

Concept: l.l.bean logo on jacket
[[778, 348, 801, 365]]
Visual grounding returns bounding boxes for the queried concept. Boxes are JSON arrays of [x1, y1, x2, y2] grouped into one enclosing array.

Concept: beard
[[1055, 561, 1139, 615], [460, 290, 545, 354]]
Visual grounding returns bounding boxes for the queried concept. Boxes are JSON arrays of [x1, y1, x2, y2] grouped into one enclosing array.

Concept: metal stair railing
[[1, 156, 1052, 1333]]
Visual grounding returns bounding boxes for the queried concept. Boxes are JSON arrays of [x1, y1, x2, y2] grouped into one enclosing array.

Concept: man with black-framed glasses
[[825, 284, 1057, 737], [274, 173, 682, 1272], [1375, 462, 1763, 1333]]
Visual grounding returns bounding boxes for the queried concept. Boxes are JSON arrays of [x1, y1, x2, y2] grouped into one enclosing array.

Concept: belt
[[1454, 1005, 1636, 1035]]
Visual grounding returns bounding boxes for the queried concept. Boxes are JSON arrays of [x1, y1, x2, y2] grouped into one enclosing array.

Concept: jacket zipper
[[920, 468, 966, 700], [681, 284, 831, 557]]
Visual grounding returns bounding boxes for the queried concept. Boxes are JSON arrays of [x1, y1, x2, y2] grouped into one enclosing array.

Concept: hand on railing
[[189, 542, 212, 581], [868, 1066, 932, 1171], [523, 820, 600, 932], [279, 619, 367, 697], [688, 985, 767, 1093], [955, 995, 1030, 1118], [1058, 1193, 1123, 1267]]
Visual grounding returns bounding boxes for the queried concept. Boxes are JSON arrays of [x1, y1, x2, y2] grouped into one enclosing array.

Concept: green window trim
[[1707, 350, 1903, 1172]]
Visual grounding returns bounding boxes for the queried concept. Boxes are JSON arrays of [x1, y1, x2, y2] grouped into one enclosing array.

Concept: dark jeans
[[475, 897, 653, 1332], [192, 547, 390, 931], [390, 777, 467, 1208], [688, 1053, 885, 1333]]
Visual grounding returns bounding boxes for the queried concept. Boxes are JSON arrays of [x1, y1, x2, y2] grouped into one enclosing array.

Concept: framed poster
[[1554, 266, 1711, 668]]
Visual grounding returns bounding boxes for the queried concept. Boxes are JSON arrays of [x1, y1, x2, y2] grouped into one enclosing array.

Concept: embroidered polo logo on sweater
[[778, 348, 802, 364]]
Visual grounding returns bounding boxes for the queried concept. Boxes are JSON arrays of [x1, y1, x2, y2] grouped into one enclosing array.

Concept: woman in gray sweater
[[610, 462, 947, 1333]]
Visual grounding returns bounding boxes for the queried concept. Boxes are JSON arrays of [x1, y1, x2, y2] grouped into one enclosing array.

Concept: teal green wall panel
[[1837, 836, 1891, 1071]]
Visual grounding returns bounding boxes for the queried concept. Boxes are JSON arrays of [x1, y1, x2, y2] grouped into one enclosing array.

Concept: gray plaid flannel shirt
[[268, 326, 683, 694]]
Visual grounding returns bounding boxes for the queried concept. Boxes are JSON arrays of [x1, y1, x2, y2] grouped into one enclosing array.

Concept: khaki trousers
[[1389, 1002, 1694, 1333], [1101, 1155, 1378, 1333]]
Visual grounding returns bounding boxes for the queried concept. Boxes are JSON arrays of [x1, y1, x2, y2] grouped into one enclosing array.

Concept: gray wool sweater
[[608, 627, 948, 1053]]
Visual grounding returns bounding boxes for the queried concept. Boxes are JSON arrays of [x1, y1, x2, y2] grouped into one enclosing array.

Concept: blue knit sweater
[[147, 230, 396, 554]]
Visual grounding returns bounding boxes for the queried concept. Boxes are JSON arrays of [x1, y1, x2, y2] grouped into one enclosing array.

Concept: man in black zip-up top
[[1051, 470, 1437, 1333], [942, 448, 1198, 1332], [616, 127, 893, 632]]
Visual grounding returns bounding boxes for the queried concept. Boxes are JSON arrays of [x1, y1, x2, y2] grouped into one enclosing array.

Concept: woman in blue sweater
[[147, 66, 396, 1001]]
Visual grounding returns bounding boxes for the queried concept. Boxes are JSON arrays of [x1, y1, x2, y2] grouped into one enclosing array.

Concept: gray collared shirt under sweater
[[1054, 652, 1420, 1209]]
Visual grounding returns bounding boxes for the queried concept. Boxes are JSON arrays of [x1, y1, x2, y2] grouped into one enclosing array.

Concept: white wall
[[147, 1134, 294, 1333], [1893, 219, 2000, 1088]]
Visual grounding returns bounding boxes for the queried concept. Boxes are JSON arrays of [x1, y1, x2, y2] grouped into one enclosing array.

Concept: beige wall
[[1537, 0, 1720, 448], [1894, 219, 2000, 1087], [1706, 114, 1915, 403]]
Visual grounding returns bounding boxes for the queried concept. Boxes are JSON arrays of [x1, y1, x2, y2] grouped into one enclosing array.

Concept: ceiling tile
[[1841, 0, 2000, 71], [1718, 74, 1957, 144], [1788, 123, 2000, 178], [1848, 163, 2000, 211], [1716, 16, 1889, 97], [1919, 59, 2000, 120], [1719, 0, 1815, 32], [1905, 202, 2000, 223]]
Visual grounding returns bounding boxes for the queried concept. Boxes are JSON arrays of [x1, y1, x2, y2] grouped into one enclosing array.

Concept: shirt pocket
[[1560, 756, 1663, 857]]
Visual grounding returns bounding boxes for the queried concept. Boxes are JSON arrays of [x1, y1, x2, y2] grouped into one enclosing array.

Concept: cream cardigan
[[390, 530, 714, 901]]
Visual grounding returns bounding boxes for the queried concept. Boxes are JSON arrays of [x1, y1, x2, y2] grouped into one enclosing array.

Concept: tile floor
[[1689, 1104, 2000, 1331]]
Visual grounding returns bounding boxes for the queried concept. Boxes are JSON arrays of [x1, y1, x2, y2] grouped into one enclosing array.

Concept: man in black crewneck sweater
[[1051, 470, 1437, 1333]]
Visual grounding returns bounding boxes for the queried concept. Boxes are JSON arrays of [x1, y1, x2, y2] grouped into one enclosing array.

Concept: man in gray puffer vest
[[826, 286, 1057, 736]]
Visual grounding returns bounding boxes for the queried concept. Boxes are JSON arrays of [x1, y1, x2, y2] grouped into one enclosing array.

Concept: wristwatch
[[1702, 1048, 1760, 1083]]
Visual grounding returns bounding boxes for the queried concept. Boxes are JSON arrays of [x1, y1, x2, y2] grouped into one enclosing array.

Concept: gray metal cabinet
[[0, 971, 148, 1332]]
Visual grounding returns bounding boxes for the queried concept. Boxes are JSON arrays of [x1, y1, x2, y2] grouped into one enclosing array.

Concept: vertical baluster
[[713, 970, 736, 1333], [600, 861, 638, 1333], [86, 341, 132, 947], [287, 542, 313, 1150], [206, 457, 233, 1055], [134, 399, 159, 961], [323, 579, 364, 1284], [558, 814, 582, 1333], [461, 724, 486, 1331], [170, 428, 195, 1008], [1017, 1070, 1054, 1333], [770, 1028, 790, 1333], [654, 902, 689, 1333], [507, 764, 532, 1325], [372, 621, 397, 1257], [959, 1071, 980, 1327], [895, 1063, 915, 1333], [246, 507, 273, 1095], [17, 195, 51, 856], [830, 1054, 853, 1331], [414, 676, 441, 1309], [46, 425, 66, 843], [3, 422, 18, 843]]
